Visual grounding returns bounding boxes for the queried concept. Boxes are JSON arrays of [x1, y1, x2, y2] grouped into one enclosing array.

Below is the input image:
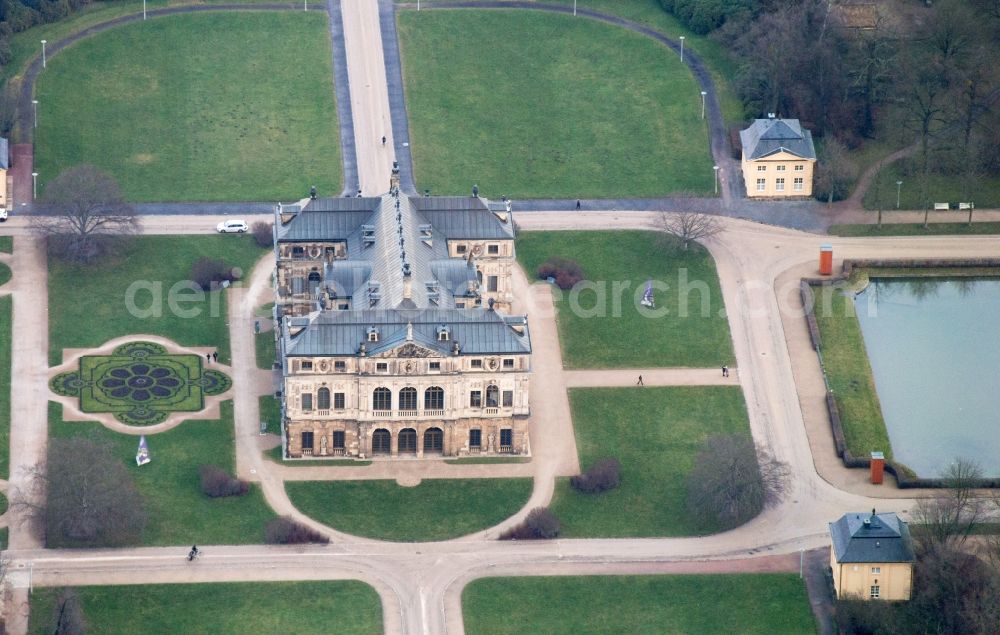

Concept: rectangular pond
[[854, 277, 1000, 477]]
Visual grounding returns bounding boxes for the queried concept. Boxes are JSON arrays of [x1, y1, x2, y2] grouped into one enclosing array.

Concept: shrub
[[570, 457, 621, 493], [536, 256, 584, 290], [191, 257, 240, 291], [251, 221, 273, 248], [499, 507, 560, 540], [265, 516, 330, 544], [199, 464, 249, 498]]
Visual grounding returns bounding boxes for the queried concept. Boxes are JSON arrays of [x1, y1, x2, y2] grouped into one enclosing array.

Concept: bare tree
[[12, 437, 147, 547], [657, 211, 723, 250], [51, 589, 86, 635], [912, 458, 986, 556], [813, 137, 857, 205], [30, 165, 138, 263], [686, 434, 789, 531]]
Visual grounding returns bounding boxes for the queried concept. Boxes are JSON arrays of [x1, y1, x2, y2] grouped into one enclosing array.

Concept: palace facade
[[273, 173, 531, 460]]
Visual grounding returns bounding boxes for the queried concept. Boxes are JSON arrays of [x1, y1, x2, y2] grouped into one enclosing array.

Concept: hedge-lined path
[[47, 335, 236, 435]]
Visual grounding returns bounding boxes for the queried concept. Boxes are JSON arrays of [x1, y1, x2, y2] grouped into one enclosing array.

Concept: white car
[[216, 219, 248, 233], [0, 209, 7, 222]]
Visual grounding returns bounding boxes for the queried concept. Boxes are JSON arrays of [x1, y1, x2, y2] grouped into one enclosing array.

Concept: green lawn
[[48, 400, 278, 546], [47, 235, 267, 366], [549, 386, 751, 537], [809, 285, 892, 460], [829, 222, 1000, 237], [398, 10, 714, 198], [286, 478, 532, 541], [259, 395, 280, 434], [444, 456, 531, 465], [34, 11, 340, 202], [862, 162, 1000, 211], [255, 331, 276, 369], [0, 296, 10, 478], [516, 231, 733, 368], [463, 574, 816, 635], [0, 262, 10, 286], [29, 581, 382, 635], [0, 236, 11, 253]]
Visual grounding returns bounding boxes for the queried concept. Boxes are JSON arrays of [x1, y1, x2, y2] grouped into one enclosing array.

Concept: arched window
[[399, 387, 417, 411], [424, 386, 444, 410], [372, 429, 391, 454], [486, 385, 499, 407], [398, 428, 417, 453], [308, 270, 321, 293], [424, 427, 443, 452], [317, 387, 331, 410], [372, 387, 392, 411]]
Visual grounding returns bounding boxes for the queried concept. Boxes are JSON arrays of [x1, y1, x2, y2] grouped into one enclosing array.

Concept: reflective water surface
[[855, 278, 1000, 477]]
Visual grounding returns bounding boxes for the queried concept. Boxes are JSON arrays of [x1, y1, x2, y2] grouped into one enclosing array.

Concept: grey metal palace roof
[[277, 191, 530, 359], [829, 511, 915, 564], [740, 118, 816, 161]]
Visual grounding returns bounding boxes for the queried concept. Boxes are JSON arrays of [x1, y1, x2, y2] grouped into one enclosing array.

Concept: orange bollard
[[819, 244, 833, 275]]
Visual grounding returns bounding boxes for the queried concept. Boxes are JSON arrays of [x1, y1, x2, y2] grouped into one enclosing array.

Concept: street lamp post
[[679, 36, 685, 62], [895, 180, 903, 209], [574, 0, 577, 16], [713, 165, 720, 195], [700, 91, 707, 119], [41, 40, 47, 68], [32, 100, 38, 128], [143, 0, 146, 20], [31, 172, 38, 199]]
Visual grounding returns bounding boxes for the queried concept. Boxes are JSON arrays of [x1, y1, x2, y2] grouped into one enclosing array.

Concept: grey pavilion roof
[[829, 512, 915, 564], [740, 118, 816, 161], [275, 197, 380, 242], [284, 308, 531, 357]]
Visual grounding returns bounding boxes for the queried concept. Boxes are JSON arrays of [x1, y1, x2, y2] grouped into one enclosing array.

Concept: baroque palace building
[[272, 169, 531, 459]]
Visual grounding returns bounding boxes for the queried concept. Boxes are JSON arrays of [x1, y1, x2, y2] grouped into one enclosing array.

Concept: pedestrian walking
[[637, 375, 644, 386], [213, 351, 218, 362], [206, 353, 211, 363], [575, 199, 581, 210], [381, 135, 386, 146], [722, 365, 729, 378]]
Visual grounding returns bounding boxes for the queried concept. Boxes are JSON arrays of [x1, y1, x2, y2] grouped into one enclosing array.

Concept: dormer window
[[367, 327, 379, 342], [488, 244, 499, 255], [456, 244, 466, 254], [437, 325, 450, 341]]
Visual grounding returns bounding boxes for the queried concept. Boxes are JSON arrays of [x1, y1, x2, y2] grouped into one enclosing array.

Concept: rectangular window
[[456, 244, 467, 254], [793, 177, 804, 191], [756, 178, 766, 192], [502, 390, 513, 407], [301, 361, 313, 371], [871, 567, 881, 574], [333, 431, 345, 449], [471, 359, 483, 369], [334, 393, 345, 410], [487, 276, 498, 292], [776, 165, 786, 171], [794, 164, 804, 171], [469, 429, 482, 448], [776, 178, 785, 191], [429, 361, 441, 371], [301, 431, 314, 450], [470, 391, 482, 407], [870, 585, 880, 599], [488, 244, 499, 255], [500, 428, 512, 447], [757, 165, 766, 172], [338, 303, 349, 310], [376, 362, 388, 372], [301, 393, 313, 411], [503, 358, 514, 369], [334, 360, 346, 372], [456, 302, 465, 309]]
